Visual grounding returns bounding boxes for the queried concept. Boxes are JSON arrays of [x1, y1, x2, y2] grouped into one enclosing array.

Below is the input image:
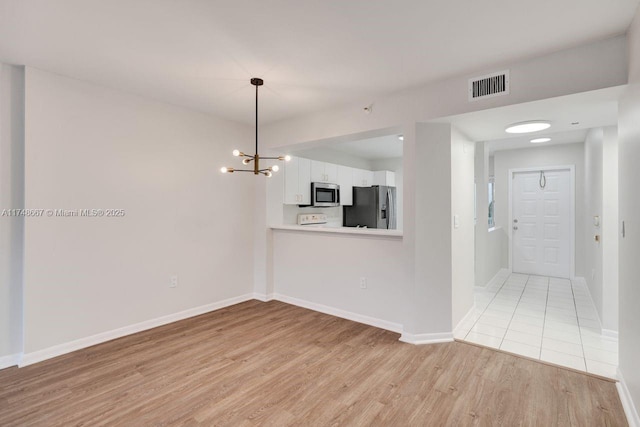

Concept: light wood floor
[[0, 300, 628, 426]]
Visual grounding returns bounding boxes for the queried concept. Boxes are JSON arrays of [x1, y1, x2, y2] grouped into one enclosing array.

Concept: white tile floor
[[455, 271, 619, 379]]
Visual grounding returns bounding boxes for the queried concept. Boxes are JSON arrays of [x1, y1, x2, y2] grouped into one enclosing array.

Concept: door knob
[[513, 219, 518, 223], [513, 226, 518, 230]]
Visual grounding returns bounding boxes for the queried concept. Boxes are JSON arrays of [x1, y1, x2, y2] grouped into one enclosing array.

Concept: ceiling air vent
[[468, 70, 510, 102]]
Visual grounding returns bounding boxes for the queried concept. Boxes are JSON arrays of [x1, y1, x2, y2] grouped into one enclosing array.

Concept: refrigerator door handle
[[386, 188, 391, 229], [387, 188, 394, 229]]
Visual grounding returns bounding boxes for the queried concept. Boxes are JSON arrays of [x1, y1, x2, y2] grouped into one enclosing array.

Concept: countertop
[[270, 224, 403, 237]]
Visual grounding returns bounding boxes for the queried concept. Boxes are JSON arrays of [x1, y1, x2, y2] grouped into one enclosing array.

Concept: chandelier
[[220, 78, 290, 177]]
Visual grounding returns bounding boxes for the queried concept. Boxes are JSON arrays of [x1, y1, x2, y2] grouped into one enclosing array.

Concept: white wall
[[262, 37, 626, 151], [583, 126, 619, 332], [474, 142, 489, 286], [451, 129, 475, 326], [289, 148, 373, 170], [272, 230, 405, 330], [406, 123, 454, 337], [493, 143, 586, 277], [21, 68, 256, 355], [486, 228, 505, 278], [602, 126, 619, 333], [618, 5, 640, 422], [0, 64, 24, 363], [584, 129, 604, 316], [474, 142, 504, 287]]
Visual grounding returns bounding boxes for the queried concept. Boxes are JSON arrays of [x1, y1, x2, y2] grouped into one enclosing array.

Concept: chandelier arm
[[221, 78, 286, 178]]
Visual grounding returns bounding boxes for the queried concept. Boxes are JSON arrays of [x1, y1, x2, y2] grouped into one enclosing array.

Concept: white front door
[[512, 169, 572, 278]]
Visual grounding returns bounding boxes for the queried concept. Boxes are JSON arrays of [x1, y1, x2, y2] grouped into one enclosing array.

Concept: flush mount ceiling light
[[220, 78, 290, 177], [530, 137, 551, 143], [505, 120, 551, 134]]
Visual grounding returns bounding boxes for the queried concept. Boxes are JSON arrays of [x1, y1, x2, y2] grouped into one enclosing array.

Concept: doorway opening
[[437, 86, 623, 377]]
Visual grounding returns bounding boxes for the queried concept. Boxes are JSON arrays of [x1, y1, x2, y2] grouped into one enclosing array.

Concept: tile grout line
[[463, 273, 511, 340], [539, 276, 550, 359], [498, 275, 531, 349]]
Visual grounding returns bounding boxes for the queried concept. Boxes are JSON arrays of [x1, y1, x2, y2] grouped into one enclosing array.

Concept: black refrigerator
[[343, 185, 397, 229]]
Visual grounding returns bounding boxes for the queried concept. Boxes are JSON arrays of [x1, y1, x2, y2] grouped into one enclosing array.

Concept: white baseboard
[[617, 368, 640, 427], [453, 305, 481, 334], [476, 267, 509, 289], [399, 332, 454, 345], [272, 293, 403, 334], [0, 353, 20, 370], [453, 304, 481, 332], [573, 276, 604, 333], [253, 292, 274, 302], [19, 293, 255, 367]]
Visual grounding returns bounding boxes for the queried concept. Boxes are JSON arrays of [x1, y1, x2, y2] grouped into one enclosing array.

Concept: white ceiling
[[293, 135, 403, 161], [438, 86, 624, 152], [1, 1, 638, 125], [487, 129, 589, 153]]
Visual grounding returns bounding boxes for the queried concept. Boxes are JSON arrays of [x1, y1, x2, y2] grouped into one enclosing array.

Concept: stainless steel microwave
[[311, 182, 340, 207]]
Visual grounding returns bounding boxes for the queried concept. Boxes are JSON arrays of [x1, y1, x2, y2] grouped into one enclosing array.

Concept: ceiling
[[293, 135, 403, 161], [438, 86, 624, 152], [486, 129, 589, 153], [1, 1, 638, 125]]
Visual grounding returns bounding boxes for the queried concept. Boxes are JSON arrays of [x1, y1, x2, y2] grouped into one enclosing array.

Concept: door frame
[[508, 165, 576, 279]]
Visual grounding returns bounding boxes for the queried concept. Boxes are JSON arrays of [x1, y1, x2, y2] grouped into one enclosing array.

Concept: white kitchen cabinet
[[373, 170, 396, 186], [337, 165, 354, 206], [284, 156, 311, 205], [352, 168, 374, 187], [311, 160, 338, 183], [325, 163, 338, 183]]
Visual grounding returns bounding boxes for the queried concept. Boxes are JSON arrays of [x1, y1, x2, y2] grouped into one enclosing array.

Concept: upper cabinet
[[373, 170, 396, 186], [337, 165, 354, 206], [284, 156, 311, 205], [352, 168, 374, 187], [285, 157, 395, 206], [311, 160, 338, 183]]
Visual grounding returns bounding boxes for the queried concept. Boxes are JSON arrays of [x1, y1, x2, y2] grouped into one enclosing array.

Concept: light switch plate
[[453, 215, 460, 229]]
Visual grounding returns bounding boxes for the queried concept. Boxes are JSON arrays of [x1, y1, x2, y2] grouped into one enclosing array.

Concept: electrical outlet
[[170, 275, 178, 288], [359, 277, 367, 289]]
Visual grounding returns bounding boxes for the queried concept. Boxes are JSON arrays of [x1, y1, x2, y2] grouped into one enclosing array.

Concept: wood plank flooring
[[0, 300, 628, 426]]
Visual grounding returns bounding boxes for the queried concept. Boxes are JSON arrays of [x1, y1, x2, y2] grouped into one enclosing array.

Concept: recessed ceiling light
[[530, 137, 551, 143], [505, 121, 551, 134], [398, 135, 404, 141]]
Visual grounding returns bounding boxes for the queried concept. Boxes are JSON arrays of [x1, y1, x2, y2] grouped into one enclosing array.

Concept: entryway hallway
[[456, 272, 618, 378]]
